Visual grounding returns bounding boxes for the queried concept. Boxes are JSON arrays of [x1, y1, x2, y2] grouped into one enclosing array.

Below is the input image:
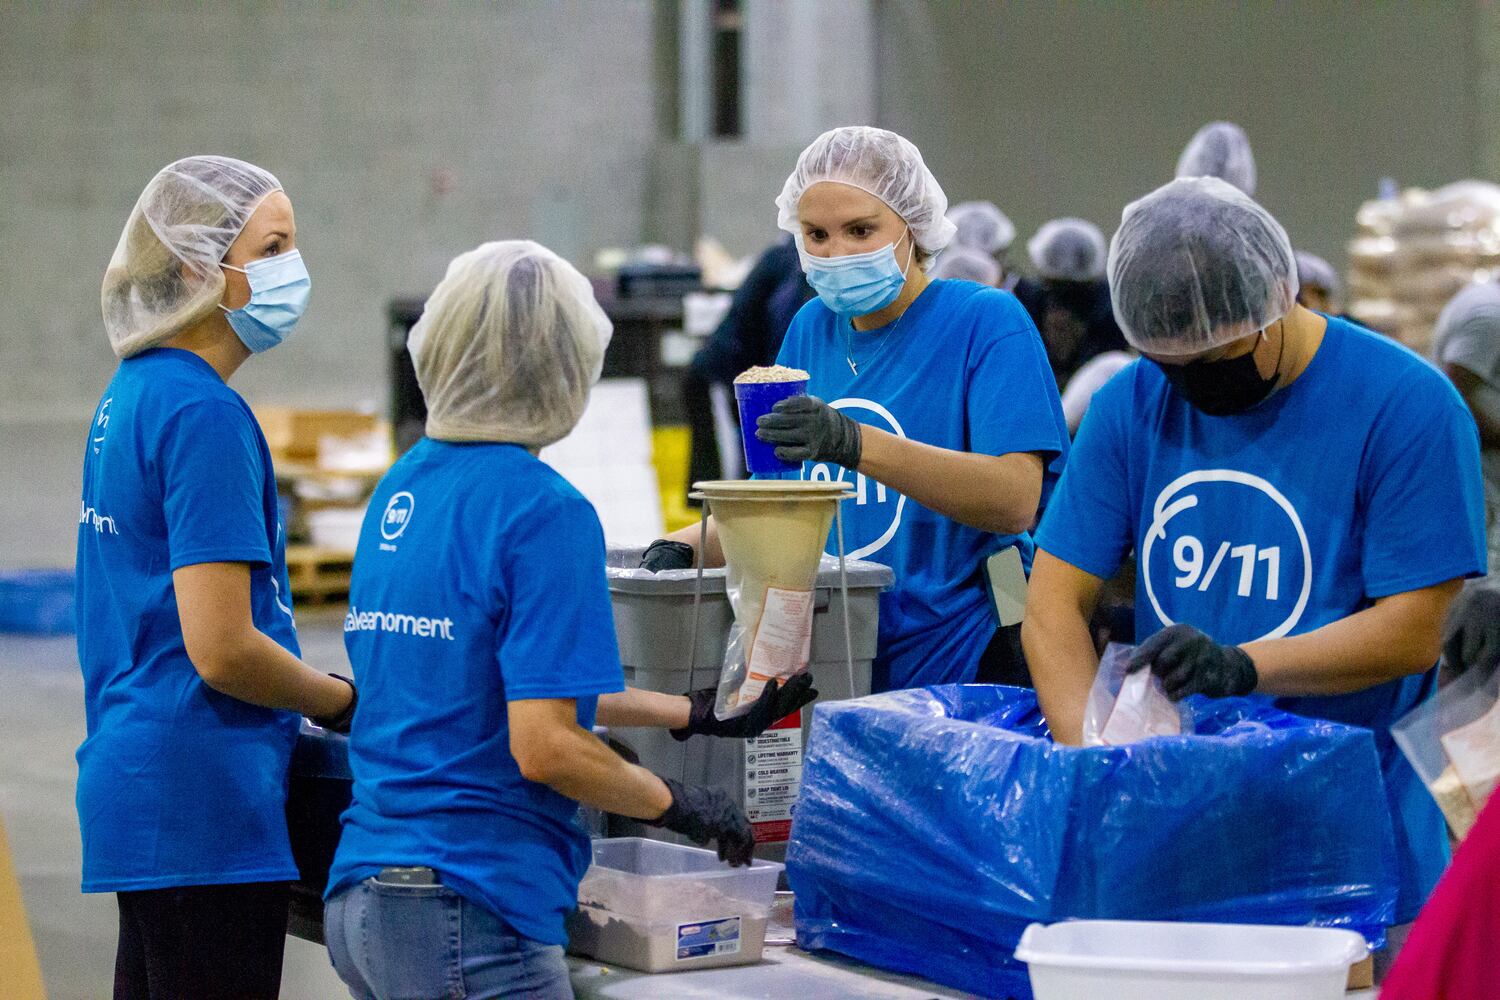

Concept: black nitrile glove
[[671, 673, 818, 742], [1127, 624, 1257, 700], [755, 395, 862, 468], [1444, 583, 1500, 679], [647, 777, 755, 866], [311, 674, 358, 735], [641, 539, 695, 572]]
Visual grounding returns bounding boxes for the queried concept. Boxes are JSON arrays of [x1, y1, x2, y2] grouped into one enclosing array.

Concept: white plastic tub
[[567, 837, 783, 973], [1014, 920, 1369, 1000]]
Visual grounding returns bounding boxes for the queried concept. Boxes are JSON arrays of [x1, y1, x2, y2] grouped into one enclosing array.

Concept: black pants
[[974, 622, 1031, 687], [114, 881, 290, 1000]]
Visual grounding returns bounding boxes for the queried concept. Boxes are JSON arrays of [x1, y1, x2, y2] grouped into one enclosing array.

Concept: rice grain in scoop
[[735, 365, 810, 385]]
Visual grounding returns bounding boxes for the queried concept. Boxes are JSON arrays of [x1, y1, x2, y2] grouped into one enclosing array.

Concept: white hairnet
[[1028, 218, 1107, 282], [930, 247, 1001, 286], [775, 126, 957, 254], [948, 201, 1016, 254], [1107, 177, 1298, 357], [1175, 121, 1256, 197], [102, 156, 283, 359], [1434, 281, 1500, 362], [408, 240, 613, 448], [1294, 250, 1341, 297]]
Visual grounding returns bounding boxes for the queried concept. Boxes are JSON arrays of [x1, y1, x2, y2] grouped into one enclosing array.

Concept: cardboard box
[[255, 407, 378, 462]]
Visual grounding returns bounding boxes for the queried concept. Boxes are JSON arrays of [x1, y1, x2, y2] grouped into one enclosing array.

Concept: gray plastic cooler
[[604, 546, 892, 862]]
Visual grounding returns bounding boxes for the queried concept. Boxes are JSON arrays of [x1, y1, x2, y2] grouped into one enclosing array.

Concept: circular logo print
[[803, 398, 907, 560], [1140, 469, 1312, 642], [380, 491, 416, 541]]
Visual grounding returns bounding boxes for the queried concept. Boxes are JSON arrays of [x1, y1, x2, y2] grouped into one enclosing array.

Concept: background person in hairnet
[[1023, 177, 1486, 977], [80, 156, 356, 1000], [1176, 120, 1256, 195], [947, 200, 1018, 289], [1014, 218, 1127, 387], [325, 241, 810, 1000], [1431, 282, 1500, 682], [645, 126, 1070, 692], [683, 234, 813, 495], [1295, 249, 1343, 316]]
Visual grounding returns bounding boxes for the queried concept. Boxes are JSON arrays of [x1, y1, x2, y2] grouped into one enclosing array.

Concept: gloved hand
[[755, 395, 862, 469], [641, 539, 695, 572], [1444, 583, 1500, 679], [1127, 624, 1257, 700], [311, 674, 358, 735], [648, 777, 755, 866], [671, 673, 818, 742]]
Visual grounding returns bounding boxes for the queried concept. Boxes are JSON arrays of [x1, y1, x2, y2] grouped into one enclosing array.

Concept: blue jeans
[[325, 877, 572, 1000]]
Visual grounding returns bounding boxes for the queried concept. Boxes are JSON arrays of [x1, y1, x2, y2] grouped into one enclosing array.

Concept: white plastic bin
[[1014, 920, 1369, 1000], [567, 837, 783, 973]]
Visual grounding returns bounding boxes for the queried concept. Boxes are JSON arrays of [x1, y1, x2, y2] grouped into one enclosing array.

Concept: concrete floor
[[0, 608, 352, 1000]]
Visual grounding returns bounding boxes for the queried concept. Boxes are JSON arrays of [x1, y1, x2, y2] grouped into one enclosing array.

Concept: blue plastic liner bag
[[788, 685, 1399, 1000]]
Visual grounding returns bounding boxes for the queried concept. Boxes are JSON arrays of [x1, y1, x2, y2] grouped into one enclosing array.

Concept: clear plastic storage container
[[1014, 920, 1369, 1000], [567, 837, 783, 973]]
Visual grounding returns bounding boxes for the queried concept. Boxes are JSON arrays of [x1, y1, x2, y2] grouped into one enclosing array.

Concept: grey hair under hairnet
[[930, 246, 1002, 286], [776, 126, 957, 254], [1029, 218, 1107, 282], [1175, 121, 1257, 197], [101, 156, 283, 359], [408, 241, 613, 448], [948, 201, 1016, 255], [1107, 177, 1298, 357]]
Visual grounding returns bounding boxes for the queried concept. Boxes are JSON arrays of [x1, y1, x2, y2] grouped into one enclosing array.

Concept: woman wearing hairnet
[[78, 156, 355, 998], [323, 241, 808, 1000], [646, 126, 1070, 692], [1023, 177, 1487, 976], [1014, 217, 1128, 387]]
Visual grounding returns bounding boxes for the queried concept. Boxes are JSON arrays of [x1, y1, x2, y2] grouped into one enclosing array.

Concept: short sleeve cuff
[[505, 678, 627, 703], [1032, 538, 1123, 582], [170, 546, 273, 572], [1365, 562, 1487, 600]]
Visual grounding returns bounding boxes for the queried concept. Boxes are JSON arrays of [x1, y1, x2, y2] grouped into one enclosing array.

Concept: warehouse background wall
[[874, 0, 1487, 274], [0, 2, 660, 424], [3, 0, 1499, 569]]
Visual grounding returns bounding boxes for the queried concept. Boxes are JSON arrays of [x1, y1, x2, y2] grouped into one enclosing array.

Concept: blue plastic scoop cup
[[735, 378, 809, 475]]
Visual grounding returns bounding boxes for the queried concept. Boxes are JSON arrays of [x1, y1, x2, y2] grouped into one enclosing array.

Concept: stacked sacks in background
[[1348, 181, 1500, 354]]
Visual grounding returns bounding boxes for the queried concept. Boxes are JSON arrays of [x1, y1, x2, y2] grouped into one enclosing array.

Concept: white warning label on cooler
[[745, 711, 803, 842]]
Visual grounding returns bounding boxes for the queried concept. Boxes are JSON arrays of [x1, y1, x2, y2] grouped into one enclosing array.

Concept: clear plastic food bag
[[1083, 642, 1191, 746], [1394, 666, 1500, 840]]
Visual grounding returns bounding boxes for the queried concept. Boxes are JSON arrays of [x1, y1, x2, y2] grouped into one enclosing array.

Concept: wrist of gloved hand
[[311, 674, 358, 734], [1127, 624, 1257, 700], [754, 395, 862, 469], [671, 672, 818, 742], [641, 539, 695, 572], [647, 776, 755, 866]]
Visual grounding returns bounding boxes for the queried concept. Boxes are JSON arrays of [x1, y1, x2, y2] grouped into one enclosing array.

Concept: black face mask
[[1155, 331, 1284, 416]]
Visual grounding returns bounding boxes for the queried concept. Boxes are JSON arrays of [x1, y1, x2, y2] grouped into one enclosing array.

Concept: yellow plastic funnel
[[690, 480, 853, 717]]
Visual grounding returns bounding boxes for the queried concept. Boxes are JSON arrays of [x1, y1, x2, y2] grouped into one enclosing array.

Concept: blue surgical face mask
[[219, 249, 311, 353], [801, 231, 914, 318]]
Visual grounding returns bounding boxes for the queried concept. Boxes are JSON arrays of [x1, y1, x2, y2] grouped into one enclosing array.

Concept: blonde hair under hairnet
[[1107, 177, 1298, 357], [775, 126, 957, 255], [102, 156, 282, 359], [1175, 121, 1256, 197], [408, 241, 612, 448]]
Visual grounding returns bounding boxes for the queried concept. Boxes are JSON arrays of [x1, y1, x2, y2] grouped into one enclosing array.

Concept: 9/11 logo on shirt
[[379, 491, 415, 551]]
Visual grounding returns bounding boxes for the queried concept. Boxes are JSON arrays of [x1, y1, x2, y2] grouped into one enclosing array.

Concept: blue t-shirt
[[773, 280, 1070, 691], [327, 439, 626, 946], [74, 348, 301, 893], [1035, 317, 1488, 922]]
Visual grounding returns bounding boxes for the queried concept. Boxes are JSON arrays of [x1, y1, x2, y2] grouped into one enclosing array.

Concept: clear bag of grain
[[1393, 665, 1500, 840]]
